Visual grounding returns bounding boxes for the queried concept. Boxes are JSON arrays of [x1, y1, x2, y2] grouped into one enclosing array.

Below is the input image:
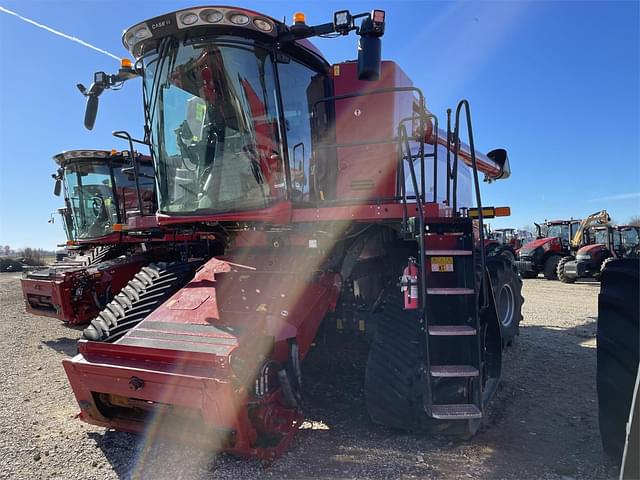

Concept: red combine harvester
[[63, 6, 523, 461], [21, 149, 204, 325]]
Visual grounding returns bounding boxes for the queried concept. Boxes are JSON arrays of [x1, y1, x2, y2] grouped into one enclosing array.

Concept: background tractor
[[516, 211, 610, 280], [62, 5, 523, 461], [485, 227, 532, 261], [557, 224, 640, 283], [515, 219, 581, 279]]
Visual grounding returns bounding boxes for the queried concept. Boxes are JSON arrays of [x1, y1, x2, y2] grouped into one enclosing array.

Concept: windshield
[[64, 161, 118, 239], [592, 229, 609, 245], [621, 228, 639, 246], [546, 224, 570, 242], [144, 41, 285, 214]]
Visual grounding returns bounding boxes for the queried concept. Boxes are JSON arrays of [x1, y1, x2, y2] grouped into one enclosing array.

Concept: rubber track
[[364, 290, 428, 430], [82, 261, 197, 342]]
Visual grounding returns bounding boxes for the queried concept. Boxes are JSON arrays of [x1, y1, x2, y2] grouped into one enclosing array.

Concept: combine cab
[[63, 6, 523, 461], [21, 150, 157, 324], [558, 225, 640, 283]]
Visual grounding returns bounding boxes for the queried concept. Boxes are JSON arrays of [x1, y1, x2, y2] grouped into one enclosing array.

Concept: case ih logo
[[151, 19, 171, 30]]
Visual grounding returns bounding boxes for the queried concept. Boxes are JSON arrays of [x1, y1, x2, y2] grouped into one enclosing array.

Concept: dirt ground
[[0, 273, 620, 479]]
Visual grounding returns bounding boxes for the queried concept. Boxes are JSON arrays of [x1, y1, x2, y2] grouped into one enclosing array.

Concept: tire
[[556, 256, 576, 283], [492, 246, 516, 262], [543, 255, 561, 280], [599, 257, 615, 275], [486, 257, 524, 344], [82, 261, 198, 342], [597, 258, 640, 462]]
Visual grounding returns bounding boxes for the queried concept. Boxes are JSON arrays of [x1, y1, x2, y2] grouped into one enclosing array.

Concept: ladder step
[[426, 288, 474, 295], [424, 250, 472, 256], [428, 325, 477, 336], [430, 365, 479, 377], [431, 404, 482, 420]]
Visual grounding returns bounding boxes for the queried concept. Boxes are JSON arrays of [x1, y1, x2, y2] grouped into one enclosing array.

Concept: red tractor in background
[[485, 227, 533, 261], [516, 211, 609, 279], [62, 6, 523, 462], [515, 219, 581, 279], [557, 224, 640, 283], [21, 149, 206, 325]]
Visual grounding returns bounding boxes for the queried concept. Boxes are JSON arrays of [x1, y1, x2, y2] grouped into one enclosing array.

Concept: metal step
[[426, 288, 474, 295], [428, 325, 477, 336], [424, 250, 472, 256], [431, 404, 482, 420], [430, 365, 479, 377]]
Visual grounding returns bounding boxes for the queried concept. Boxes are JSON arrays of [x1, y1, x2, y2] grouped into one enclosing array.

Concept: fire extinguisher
[[401, 257, 419, 310]]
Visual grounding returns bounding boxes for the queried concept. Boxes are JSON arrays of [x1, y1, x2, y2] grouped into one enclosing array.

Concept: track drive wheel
[[556, 256, 576, 283], [486, 256, 524, 345], [597, 258, 640, 462], [543, 255, 562, 280]]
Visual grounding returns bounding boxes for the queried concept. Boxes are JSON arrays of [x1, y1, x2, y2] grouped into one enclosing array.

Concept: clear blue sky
[[0, 1, 638, 249]]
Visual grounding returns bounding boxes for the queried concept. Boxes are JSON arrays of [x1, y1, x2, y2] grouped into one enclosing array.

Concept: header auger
[[62, 5, 522, 462]]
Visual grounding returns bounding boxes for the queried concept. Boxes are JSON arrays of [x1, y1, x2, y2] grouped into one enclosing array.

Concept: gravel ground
[[0, 273, 620, 479]]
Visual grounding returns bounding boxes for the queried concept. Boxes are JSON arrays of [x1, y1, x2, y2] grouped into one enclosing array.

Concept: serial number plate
[[431, 256, 454, 272]]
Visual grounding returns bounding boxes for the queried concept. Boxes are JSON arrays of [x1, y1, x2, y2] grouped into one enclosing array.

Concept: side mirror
[[53, 179, 62, 196], [84, 95, 99, 130], [487, 148, 511, 180], [357, 34, 381, 81]]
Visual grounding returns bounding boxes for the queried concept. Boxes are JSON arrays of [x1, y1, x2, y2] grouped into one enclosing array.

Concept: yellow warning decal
[[333, 65, 340, 76], [431, 256, 454, 272]]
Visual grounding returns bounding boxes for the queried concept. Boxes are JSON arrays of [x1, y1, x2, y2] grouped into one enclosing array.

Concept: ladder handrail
[[453, 99, 488, 309]]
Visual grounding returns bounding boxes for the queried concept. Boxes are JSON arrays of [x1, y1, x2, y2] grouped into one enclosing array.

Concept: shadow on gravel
[[42, 336, 81, 356], [88, 430, 137, 477]]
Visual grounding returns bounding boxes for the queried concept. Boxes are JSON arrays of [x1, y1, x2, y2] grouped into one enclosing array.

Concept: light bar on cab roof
[[122, 6, 278, 57], [53, 150, 133, 162]]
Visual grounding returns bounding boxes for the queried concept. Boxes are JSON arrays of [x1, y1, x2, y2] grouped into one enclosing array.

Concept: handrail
[[453, 100, 487, 309]]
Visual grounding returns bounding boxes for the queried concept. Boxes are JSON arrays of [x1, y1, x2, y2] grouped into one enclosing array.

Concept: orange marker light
[[293, 12, 306, 24], [120, 58, 133, 69], [494, 206, 511, 217]]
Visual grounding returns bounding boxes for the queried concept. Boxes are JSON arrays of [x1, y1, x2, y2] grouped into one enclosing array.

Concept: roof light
[[333, 10, 351, 33], [120, 58, 132, 69], [180, 12, 199, 26], [293, 12, 306, 24], [201, 9, 223, 23], [229, 13, 250, 25], [372, 9, 385, 24], [133, 26, 152, 40], [253, 18, 273, 32]]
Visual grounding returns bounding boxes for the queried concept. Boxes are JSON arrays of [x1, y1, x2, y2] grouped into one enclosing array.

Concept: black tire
[[82, 261, 198, 342], [486, 257, 524, 344], [543, 255, 561, 280], [491, 246, 516, 262], [597, 258, 640, 462], [556, 256, 576, 283]]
